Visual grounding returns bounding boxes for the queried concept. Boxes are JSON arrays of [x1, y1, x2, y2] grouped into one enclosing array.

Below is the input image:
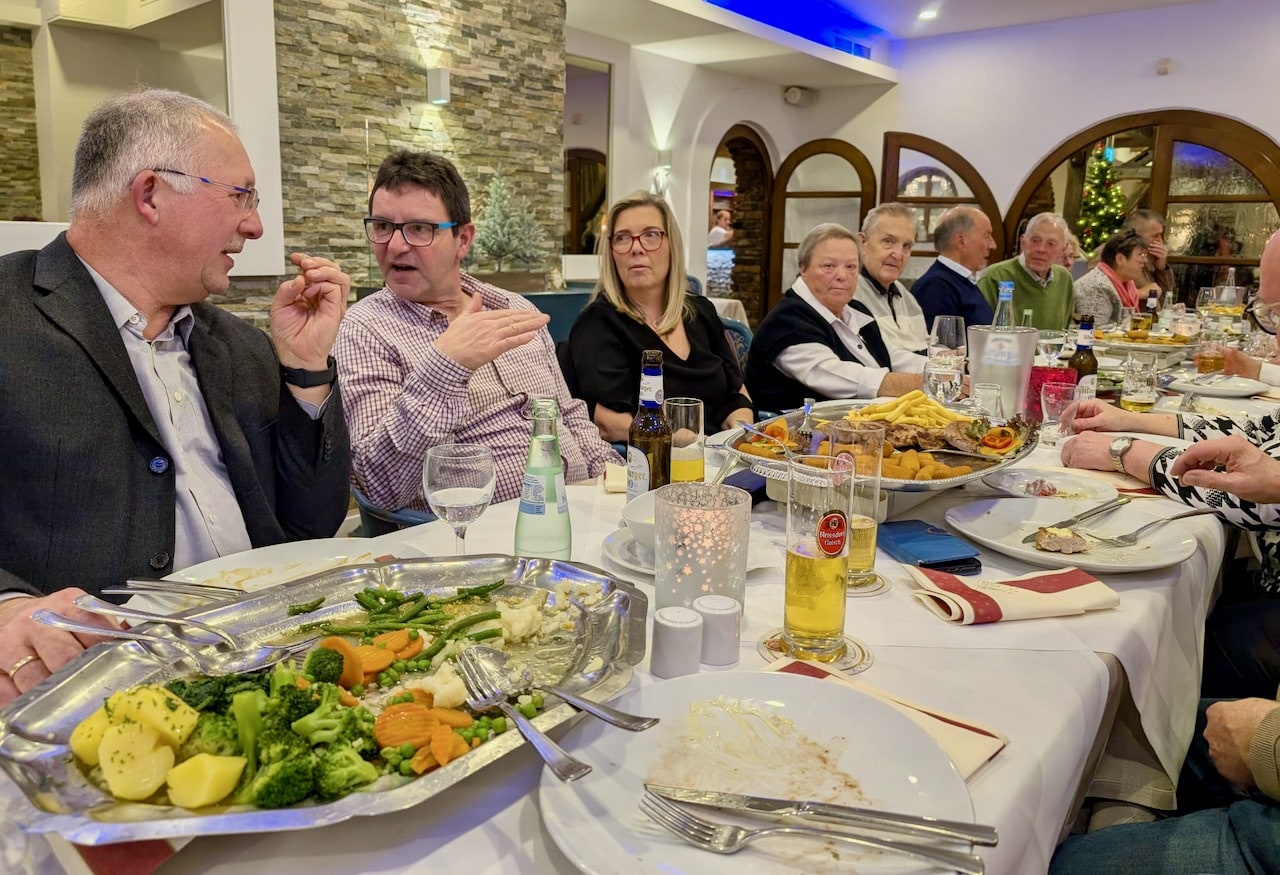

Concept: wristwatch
[[1108, 436, 1135, 473], [280, 355, 337, 388]]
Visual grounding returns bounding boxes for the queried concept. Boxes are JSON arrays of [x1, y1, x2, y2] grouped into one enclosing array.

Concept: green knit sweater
[[978, 257, 1075, 331]]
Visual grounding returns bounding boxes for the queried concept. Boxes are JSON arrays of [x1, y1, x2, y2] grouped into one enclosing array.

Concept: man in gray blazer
[[0, 89, 352, 704]]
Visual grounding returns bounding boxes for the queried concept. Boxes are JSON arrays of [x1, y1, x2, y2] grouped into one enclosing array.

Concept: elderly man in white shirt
[[855, 202, 931, 357]]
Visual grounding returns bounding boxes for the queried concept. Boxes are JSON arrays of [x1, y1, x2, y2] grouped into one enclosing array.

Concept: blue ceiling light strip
[[704, 0, 884, 57]]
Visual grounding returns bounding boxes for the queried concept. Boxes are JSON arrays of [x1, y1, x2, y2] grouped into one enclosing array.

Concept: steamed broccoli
[[178, 712, 241, 760], [166, 670, 270, 713], [268, 660, 301, 699], [267, 684, 321, 728], [230, 688, 268, 781], [314, 745, 380, 801], [236, 755, 316, 808], [302, 647, 345, 685], [256, 726, 312, 766]]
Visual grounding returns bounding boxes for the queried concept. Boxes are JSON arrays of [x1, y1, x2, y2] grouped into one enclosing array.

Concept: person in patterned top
[[334, 150, 618, 510]]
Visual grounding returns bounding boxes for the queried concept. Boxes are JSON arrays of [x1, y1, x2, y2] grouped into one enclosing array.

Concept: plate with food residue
[[539, 671, 973, 875], [983, 469, 1118, 502]]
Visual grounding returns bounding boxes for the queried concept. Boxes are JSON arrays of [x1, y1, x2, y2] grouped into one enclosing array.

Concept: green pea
[[399, 760, 415, 777], [492, 717, 506, 733], [398, 742, 417, 758], [518, 702, 537, 720], [350, 684, 364, 697], [408, 628, 420, 640], [385, 668, 400, 683], [531, 693, 544, 710]]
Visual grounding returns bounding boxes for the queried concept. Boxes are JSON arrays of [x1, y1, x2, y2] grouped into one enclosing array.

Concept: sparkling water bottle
[[992, 282, 1015, 328], [514, 398, 572, 559]]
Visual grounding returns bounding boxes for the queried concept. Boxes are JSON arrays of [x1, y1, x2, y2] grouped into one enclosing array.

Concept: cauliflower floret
[[405, 661, 468, 709], [499, 602, 544, 644]]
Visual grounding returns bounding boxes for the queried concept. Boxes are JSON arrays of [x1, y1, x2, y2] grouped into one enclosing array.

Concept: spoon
[[466, 645, 658, 731], [73, 594, 244, 649]]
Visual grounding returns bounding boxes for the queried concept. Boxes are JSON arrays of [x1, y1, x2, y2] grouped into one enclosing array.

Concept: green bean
[[287, 596, 326, 616], [463, 628, 503, 643], [431, 580, 506, 607]]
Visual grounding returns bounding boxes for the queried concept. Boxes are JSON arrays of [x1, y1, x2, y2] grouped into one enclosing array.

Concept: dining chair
[[351, 486, 436, 537], [720, 316, 753, 370]]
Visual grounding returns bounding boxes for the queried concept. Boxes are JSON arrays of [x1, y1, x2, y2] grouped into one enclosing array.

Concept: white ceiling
[[566, 0, 1211, 88]]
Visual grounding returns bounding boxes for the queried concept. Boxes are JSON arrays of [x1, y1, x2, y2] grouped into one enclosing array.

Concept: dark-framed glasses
[[610, 229, 667, 253], [364, 217, 459, 247], [153, 168, 259, 213], [1247, 301, 1279, 335]]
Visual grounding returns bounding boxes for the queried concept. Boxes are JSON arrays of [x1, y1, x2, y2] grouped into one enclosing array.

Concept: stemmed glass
[[925, 315, 966, 404], [423, 444, 496, 554]]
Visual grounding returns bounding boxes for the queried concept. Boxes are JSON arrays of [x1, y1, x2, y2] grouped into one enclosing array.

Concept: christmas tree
[[472, 172, 547, 272], [1075, 144, 1128, 252]]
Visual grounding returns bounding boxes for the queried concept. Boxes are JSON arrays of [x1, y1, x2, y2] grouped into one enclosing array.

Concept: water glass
[[784, 455, 854, 662], [928, 315, 966, 360], [1120, 352, 1158, 412], [1040, 383, 1083, 445], [923, 358, 964, 404], [970, 382, 1005, 419], [423, 444, 496, 554], [653, 483, 751, 611], [663, 397, 705, 482]]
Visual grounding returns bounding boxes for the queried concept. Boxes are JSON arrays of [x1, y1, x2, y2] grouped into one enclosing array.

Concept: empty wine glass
[[928, 315, 966, 365], [423, 444, 496, 554]]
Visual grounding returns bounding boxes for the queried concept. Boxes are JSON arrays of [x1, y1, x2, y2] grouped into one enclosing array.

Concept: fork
[[1080, 507, 1220, 547], [734, 421, 796, 458], [1177, 392, 1201, 412], [455, 649, 592, 782], [639, 790, 985, 874]]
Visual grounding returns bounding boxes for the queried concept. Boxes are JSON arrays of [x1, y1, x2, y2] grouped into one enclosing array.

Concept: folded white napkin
[[904, 563, 1119, 625], [603, 462, 627, 493], [763, 659, 1007, 779]]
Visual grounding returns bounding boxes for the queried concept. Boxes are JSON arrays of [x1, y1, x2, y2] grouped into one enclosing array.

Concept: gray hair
[[861, 202, 917, 237], [70, 88, 236, 220], [1023, 212, 1069, 240], [797, 222, 858, 270], [933, 206, 981, 252], [1123, 209, 1166, 232]]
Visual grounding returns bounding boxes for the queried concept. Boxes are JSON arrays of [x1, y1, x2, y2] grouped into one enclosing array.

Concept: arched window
[[768, 139, 876, 311], [1006, 112, 1280, 303]]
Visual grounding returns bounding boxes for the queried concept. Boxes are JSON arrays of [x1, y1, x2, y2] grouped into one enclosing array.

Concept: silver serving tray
[[724, 400, 1039, 493], [0, 555, 647, 845]]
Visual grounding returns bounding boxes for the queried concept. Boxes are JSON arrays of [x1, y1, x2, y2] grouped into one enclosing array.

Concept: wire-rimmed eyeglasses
[[153, 168, 259, 213], [364, 218, 459, 247], [1247, 301, 1279, 335], [609, 229, 667, 254]]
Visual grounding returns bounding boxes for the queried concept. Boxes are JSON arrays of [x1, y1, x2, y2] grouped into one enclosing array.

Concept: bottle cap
[[650, 606, 703, 679], [692, 595, 741, 666]]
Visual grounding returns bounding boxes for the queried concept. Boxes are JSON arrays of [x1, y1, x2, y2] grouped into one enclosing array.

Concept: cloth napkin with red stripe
[[903, 564, 1119, 624]]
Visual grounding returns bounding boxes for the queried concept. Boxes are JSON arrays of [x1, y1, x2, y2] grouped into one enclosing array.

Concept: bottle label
[[982, 333, 1021, 367], [638, 373, 663, 406], [626, 445, 651, 502], [518, 473, 548, 516], [1076, 327, 1093, 349], [1077, 374, 1098, 399], [816, 511, 848, 557], [554, 472, 569, 515]]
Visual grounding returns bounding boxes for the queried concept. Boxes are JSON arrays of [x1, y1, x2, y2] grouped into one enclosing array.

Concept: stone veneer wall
[[0, 27, 42, 221], [222, 0, 566, 326]]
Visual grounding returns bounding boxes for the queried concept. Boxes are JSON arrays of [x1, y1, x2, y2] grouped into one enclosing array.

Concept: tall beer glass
[[784, 455, 854, 662]]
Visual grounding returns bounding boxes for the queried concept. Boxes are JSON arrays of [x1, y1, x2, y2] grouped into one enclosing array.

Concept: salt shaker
[[650, 606, 703, 679], [692, 595, 741, 666]]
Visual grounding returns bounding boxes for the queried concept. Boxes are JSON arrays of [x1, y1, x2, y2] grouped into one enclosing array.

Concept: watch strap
[[1109, 436, 1134, 473], [280, 355, 337, 388]]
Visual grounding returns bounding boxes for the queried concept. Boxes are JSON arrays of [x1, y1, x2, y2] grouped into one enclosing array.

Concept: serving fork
[[1081, 507, 1220, 547], [639, 790, 985, 874], [455, 648, 592, 782]]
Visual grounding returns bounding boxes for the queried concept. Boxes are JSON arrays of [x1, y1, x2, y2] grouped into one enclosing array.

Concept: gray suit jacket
[[0, 233, 352, 599]]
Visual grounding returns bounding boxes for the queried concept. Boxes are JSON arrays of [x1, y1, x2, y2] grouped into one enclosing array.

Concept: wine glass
[[928, 315, 966, 364], [423, 444, 496, 554], [923, 359, 964, 404]]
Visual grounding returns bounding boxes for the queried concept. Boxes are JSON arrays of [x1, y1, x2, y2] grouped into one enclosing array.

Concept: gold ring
[[509, 321, 518, 336], [8, 654, 38, 677]]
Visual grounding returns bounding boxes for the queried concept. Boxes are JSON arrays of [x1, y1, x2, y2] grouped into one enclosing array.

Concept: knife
[[644, 783, 999, 846], [1019, 494, 1130, 543]]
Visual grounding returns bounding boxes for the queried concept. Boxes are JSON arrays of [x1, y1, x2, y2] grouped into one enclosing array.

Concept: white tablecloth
[[707, 296, 747, 323]]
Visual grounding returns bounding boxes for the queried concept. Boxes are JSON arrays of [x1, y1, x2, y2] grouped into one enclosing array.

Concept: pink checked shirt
[[334, 275, 619, 510]]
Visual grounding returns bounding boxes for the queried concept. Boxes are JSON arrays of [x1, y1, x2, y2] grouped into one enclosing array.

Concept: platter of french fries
[[725, 392, 1038, 493]]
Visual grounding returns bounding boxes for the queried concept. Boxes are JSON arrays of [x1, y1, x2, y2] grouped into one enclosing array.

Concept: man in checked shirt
[[334, 150, 619, 511]]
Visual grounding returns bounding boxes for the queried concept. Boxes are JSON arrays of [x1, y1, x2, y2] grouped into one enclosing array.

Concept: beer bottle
[[1068, 314, 1099, 398], [514, 398, 571, 559], [627, 350, 672, 501]]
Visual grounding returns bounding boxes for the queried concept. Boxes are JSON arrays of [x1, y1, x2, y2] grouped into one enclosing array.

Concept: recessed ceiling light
[[918, 9, 938, 20]]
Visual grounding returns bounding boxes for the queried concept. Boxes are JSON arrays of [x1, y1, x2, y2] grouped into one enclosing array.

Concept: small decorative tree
[[1075, 144, 1128, 252], [472, 172, 547, 272]]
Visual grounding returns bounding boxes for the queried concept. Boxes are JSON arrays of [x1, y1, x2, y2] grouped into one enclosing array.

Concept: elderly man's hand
[[1222, 347, 1263, 380], [1169, 435, 1280, 501], [1204, 698, 1280, 791], [270, 252, 349, 369], [0, 590, 122, 706], [435, 290, 550, 371], [1057, 431, 1118, 472], [1146, 239, 1169, 270]]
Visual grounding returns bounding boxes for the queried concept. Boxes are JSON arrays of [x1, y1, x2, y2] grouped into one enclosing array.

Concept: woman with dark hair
[[1072, 230, 1148, 325], [565, 190, 753, 440]]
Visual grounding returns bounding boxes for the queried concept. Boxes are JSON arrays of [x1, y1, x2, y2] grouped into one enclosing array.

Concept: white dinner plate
[[982, 468, 1118, 502], [602, 527, 655, 576], [944, 497, 1199, 573], [1166, 375, 1270, 398], [127, 537, 425, 613], [538, 671, 973, 875]]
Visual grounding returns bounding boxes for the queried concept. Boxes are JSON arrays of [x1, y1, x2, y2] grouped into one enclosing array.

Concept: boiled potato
[[98, 722, 175, 801], [70, 706, 112, 767], [108, 685, 199, 748], [165, 753, 246, 809]]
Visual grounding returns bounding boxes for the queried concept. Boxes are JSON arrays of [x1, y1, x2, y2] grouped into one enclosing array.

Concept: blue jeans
[[1049, 700, 1280, 874]]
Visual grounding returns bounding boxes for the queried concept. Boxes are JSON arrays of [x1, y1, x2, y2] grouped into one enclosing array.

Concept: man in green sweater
[[978, 212, 1075, 330]]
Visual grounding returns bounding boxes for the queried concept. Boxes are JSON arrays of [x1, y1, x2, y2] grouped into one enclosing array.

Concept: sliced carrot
[[318, 636, 363, 689], [408, 745, 438, 775], [363, 671, 379, 689], [354, 644, 395, 674], [373, 702, 438, 750], [409, 688, 434, 707], [338, 687, 360, 707], [295, 676, 311, 690], [429, 724, 470, 767], [371, 629, 411, 653], [470, 736, 482, 749], [425, 707, 473, 729], [395, 635, 424, 661]]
